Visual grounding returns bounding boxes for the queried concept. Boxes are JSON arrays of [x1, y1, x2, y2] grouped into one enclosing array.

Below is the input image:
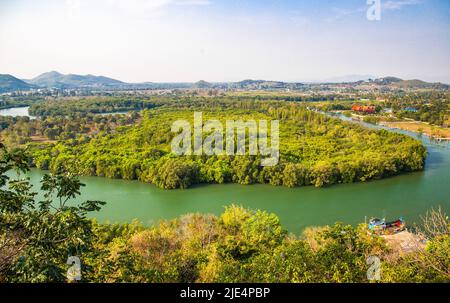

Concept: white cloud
[[288, 10, 312, 29], [327, 7, 366, 22], [383, 0, 422, 10]]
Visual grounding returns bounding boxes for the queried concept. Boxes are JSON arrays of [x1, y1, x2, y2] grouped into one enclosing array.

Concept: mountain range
[[0, 74, 37, 93], [369, 77, 450, 90], [0, 71, 448, 93], [26, 71, 125, 88]]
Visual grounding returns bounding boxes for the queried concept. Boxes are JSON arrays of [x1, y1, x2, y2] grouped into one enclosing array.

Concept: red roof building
[[352, 105, 376, 114]]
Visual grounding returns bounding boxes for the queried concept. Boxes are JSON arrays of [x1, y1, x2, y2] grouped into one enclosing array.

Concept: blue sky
[[0, 0, 449, 83]]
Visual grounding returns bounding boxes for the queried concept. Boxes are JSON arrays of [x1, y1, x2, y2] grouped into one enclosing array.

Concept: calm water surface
[[0, 106, 35, 118]]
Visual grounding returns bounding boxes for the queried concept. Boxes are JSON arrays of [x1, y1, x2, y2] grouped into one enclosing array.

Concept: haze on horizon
[[0, 0, 449, 84]]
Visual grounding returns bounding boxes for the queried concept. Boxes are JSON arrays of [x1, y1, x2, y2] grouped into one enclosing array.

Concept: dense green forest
[[13, 98, 426, 189], [0, 113, 140, 145], [28, 97, 160, 116], [16, 91, 450, 128], [1, 146, 448, 282], [27, 95, 340, 117]]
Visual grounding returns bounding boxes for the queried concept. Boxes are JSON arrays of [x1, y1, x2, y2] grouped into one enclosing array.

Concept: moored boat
[[368, 217, 406, 235]]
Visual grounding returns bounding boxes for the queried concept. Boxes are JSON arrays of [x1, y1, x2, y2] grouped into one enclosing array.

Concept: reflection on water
[[0, 106, 131, 119], [0, 106, 35, 118]]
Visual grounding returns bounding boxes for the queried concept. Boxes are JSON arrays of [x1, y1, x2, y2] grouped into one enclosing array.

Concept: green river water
[[3, 108, 450, 233]]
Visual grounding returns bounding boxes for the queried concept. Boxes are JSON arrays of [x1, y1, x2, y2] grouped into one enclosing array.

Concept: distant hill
[[0, 74, 37, 93], [191, 79, 302, 90], [194, 80, 212, 89], [371, 77, 449, 89], [323, 74, 377, 83], [372, 77, 403, 85], [1, 71, 448, 93], [224, 79, 304, 90], [27, 71, 125, 89], [391, 79, 449, 90]]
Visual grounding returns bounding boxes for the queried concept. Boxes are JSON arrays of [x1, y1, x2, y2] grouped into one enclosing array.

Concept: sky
[[0, 0, 449, 83]]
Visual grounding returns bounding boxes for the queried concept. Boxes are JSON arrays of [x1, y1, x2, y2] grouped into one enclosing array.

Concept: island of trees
[[0, 97, 427, 189]]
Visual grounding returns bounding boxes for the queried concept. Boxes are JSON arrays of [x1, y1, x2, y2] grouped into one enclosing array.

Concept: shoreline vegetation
[[334, 111, 450, 141], [380, 121, 450, 140], [338, 112, 450, 141], [3, 98, 426, 190], [1, 145, 448, 282]]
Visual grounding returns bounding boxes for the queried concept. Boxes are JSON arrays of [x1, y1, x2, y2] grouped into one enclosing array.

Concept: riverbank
[[329, 110, 450, 142], [380, 121, 450, 140]]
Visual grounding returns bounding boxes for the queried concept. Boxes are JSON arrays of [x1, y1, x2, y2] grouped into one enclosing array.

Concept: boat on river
[[368, 217, 406, 235]]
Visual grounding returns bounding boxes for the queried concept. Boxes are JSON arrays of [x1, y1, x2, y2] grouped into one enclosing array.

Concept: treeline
[[28, 97, 160, 116], [0, 112, 139, 146], [8, 91, 450, 129], [387, 92, 450, 126], [229, 94, 337, 102], [27, 95, 271, 117], [26, 101, 426, 189], [1, 147, 448, 282], [0, 96, 44, 109]]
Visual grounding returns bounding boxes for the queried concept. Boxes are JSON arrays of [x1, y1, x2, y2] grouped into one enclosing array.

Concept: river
[[0, 106, 35, 119], [4, 108, 450, 233], [0, 106, 129, 118]]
